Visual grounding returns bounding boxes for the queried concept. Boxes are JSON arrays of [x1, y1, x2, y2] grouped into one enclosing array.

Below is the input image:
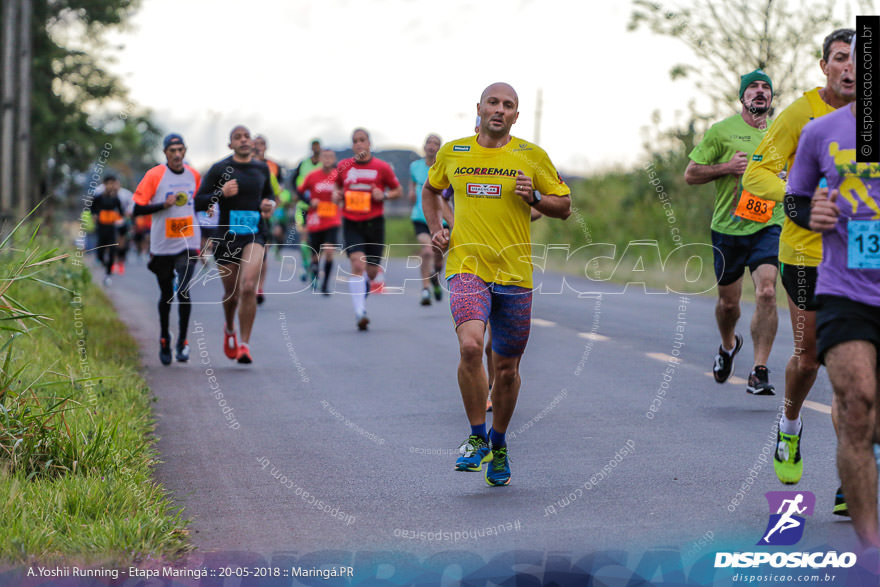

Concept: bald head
[[476, 82, 520, 142], [480, 82, 518, 107], [229, 124, 250, 140], [228, 125, 253, 160]]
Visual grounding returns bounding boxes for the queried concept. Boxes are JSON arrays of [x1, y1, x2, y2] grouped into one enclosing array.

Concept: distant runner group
[[89, 35, 879, 547]]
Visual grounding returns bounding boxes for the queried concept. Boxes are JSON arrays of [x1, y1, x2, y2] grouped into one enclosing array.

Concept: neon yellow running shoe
[[773, 424, 803, 485]]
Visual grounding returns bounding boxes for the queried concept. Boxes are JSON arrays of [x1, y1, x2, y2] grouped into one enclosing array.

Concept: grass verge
[[0, 219, 189, 564]]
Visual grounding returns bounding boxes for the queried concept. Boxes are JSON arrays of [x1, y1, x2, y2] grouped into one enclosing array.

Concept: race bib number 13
[[734, 190, 775, 223], [848, 219, 880, 269]]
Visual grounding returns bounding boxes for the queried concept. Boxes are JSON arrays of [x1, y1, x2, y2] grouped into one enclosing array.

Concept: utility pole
[[16, 0, 31, 219], [534, 88, 543, 145], [1, 0, 18, 219]]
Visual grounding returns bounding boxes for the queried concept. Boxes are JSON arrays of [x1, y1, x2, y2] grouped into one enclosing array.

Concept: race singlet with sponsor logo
[[228, 210, 260, 235]]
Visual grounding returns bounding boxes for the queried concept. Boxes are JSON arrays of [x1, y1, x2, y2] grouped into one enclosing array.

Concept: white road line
[[578, 332, 609, 341], [803, 400, 832, 415], [531, 318, 557, 327], [702, 372, 748, 385]]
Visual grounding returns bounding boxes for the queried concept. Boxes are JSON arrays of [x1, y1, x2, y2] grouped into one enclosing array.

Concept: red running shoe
[[236, 342, 252, 364], [223, 328, 238, 360]]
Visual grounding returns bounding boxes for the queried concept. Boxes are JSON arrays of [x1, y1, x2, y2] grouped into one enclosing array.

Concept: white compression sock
[[780, 414, 802, 435], [348, 275, 366, 316]]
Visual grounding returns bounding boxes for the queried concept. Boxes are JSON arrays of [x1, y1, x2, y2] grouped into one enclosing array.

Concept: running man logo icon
[[758, 491, 815, 546]]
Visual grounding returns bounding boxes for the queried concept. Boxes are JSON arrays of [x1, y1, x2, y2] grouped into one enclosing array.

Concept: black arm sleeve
[[194, 165, 222, 212], [133, 202, 166, 217], [784, 193, 812, 230]]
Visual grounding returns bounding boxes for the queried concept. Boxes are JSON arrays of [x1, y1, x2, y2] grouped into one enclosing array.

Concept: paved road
[[99, 249, 859, 577]]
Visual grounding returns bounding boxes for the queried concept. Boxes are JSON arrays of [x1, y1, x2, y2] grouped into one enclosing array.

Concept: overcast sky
[[101, 0, 854, 174]]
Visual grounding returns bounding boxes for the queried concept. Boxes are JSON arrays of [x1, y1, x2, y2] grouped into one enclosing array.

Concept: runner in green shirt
[[685, 69, 780, 396]]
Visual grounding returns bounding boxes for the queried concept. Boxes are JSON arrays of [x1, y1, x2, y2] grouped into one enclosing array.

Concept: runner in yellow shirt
[[422, 82, 571, 486], [742, 29, 855, 511]]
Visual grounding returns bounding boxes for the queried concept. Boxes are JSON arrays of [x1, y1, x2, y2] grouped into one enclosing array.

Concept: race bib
[[165, 216, 195, 238], [228, 210, 260, 235], [317, 201, 338, 218], [734, 190, 775, 223], [848, 219, 880, 269], [344, 190, 372, 213], [98, 210, 121, 225]]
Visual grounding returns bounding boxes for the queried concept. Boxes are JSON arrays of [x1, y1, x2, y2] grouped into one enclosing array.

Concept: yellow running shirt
[[743, 88, 836, 266], [427, 134, 570, 288]]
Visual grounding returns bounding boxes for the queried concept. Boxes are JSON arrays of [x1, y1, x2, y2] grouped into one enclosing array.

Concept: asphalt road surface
[[97, 248, 863, 582]]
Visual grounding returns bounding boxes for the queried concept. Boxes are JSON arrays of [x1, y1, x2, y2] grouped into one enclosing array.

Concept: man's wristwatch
[[529, 190, 542, 207]]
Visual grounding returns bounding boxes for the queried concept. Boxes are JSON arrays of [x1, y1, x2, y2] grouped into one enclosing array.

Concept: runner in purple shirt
[[786, 99, 880, 548]]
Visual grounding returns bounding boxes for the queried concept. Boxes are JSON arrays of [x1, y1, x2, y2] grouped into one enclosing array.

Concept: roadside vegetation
[[0, 217, 188, 563]]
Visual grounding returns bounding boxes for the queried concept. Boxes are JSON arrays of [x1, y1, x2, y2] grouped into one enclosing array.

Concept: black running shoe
[[159, 337, 172, 366], [833, 485, 849, 517], [175, 339, 190, 363], [713, 333, 743, 383], [747, 365, 775, 395]]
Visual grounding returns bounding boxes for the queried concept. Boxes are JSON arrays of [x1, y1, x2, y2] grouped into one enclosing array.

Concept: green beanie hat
[[739, 69, 773, 100]]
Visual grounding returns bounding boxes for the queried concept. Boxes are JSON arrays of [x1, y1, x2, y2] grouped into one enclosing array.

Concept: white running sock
[[721, 342, 735, 354], [780, 414, 802, 435], [349, 275, 366, 316]]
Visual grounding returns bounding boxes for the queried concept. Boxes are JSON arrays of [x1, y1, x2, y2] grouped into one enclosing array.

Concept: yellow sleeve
[[427, 146, 450, 190], [742, 101, 807, 203], [270, 173, 282, 196], [531, 147, 571, 197]]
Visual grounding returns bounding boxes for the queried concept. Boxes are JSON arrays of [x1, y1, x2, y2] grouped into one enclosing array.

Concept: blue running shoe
[[486, 445, 510, 486], [455, 435, 492, 472]]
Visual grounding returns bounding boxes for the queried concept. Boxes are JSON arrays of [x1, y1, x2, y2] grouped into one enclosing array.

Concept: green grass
[[0, 220, 189, 564], [387, 170, 791, 309], [385, 216, 422, 257]]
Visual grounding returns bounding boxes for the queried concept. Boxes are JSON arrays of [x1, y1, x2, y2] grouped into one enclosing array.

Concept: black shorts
[[214, 232, 267, 266], [309, 226, 340, 252], [147, 249, 198, 281], [413, 220, 430, 236], [780, 262, 819, 311], [816, 295, 880, 364], [95, 225, 118, 246], [200, 226, 220, 242], [343, 217, 385, 266], [711, 225, 780, 286]]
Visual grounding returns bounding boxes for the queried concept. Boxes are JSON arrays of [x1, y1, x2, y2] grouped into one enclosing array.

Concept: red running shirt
[[335, 156, 399, 221]]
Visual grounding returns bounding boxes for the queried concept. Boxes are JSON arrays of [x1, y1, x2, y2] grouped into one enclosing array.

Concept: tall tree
[[31, 0, 160, 207], [627, 0, 866, 116]]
